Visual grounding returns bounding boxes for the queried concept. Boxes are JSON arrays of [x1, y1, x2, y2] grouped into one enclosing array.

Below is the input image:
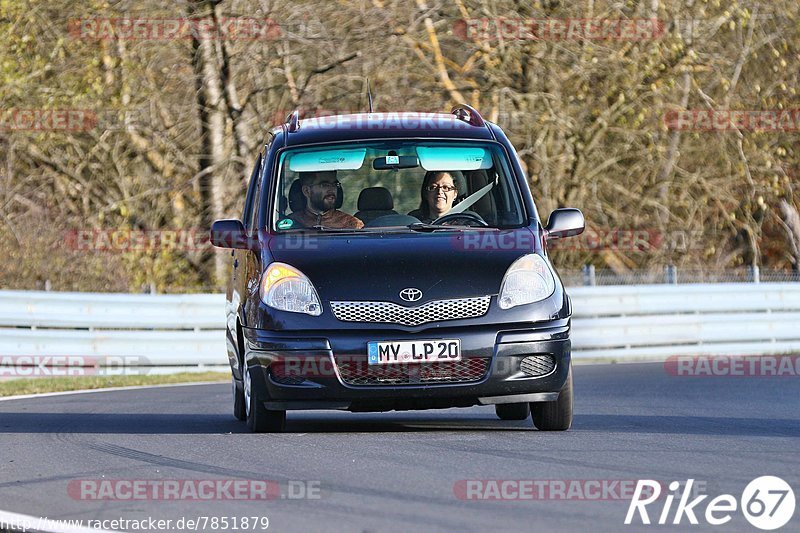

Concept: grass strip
[[0, 372, 228, 397]]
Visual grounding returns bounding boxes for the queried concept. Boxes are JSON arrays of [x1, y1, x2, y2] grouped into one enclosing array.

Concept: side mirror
[[545, 208, 585, 239], [210, 219, 256, 250]]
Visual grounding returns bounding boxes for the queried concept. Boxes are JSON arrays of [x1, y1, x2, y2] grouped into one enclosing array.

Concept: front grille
[[337, 358, 490, 386], [330, 296, 491, 327], [520, 355, 556, 377]]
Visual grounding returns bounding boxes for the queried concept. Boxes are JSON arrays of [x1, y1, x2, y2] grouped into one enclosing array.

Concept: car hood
[[266, 228, 541, 304]]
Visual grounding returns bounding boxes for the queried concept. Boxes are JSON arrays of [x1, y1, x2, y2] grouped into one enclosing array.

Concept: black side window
[[247, 159, 263, 230], [242, 154, 263, 229]]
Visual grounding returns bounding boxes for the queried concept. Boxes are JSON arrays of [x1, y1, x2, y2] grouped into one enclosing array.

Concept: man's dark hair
[[299, 170, 337, 188]]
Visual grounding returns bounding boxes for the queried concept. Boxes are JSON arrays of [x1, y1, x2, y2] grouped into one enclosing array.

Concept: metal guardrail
[[561, 266, 800, 286], [569, 283, 800, 358], [0, 291, 227, 367], [1, 283, 799, 367]]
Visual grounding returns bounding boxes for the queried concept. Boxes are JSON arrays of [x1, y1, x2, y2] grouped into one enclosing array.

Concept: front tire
[[531, 363, 573, 431], [232, 377, 246, 421], [245, 366, 286, 433]]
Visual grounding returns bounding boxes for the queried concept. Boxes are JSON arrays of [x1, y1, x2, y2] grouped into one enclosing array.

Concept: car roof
[[270, 112, 497, 146]]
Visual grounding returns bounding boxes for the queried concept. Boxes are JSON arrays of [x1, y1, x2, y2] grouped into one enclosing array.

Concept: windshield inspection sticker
[[277, 219, 294, 230]]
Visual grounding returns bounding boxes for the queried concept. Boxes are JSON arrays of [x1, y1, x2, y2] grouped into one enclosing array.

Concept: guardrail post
[[749, 265, 760, 283], [142, 283, 158, 294], [582, 264, 596, 286], [665, 265, 678, 284]]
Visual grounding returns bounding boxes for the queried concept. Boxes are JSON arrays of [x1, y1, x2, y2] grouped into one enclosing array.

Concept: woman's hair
[[416, 170, 462, 218]]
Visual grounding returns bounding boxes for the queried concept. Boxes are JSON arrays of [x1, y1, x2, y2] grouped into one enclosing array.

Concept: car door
[[226, 154, 262, 372], [239, 152, 264, 331]]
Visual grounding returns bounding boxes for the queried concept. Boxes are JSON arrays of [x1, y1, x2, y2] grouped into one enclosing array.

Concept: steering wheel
[[432, 212, 489, 227]]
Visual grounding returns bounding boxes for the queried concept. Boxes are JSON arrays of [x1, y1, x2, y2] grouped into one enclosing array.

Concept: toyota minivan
[[211, 106, 584, 432]]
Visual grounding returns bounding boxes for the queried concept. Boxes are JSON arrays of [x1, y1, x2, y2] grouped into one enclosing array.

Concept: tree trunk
[[780, 199, 800, 272], [190, 0, 229, 281]]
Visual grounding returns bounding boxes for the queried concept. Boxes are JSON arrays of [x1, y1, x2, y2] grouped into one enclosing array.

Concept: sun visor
[[416, 146, 493, 171], [287, 149, 367, 172]]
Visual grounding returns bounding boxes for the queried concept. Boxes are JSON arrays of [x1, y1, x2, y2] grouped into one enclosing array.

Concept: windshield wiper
[[407, 222, 461, 232], [311, 225, 367, 232]]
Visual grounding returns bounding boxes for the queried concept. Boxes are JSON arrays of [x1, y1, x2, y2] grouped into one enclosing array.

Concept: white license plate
[[367, 339, 461, 365]]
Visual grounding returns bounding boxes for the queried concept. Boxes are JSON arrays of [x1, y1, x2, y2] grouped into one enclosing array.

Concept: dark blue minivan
[[211, 106, 585, 432]]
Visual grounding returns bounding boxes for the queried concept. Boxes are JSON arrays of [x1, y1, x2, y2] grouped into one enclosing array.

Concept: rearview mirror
[[373, 155, 419, 170], [545, 208, 585, 239]]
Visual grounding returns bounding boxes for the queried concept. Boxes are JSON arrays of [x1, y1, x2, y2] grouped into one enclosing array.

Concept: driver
[[289, 170, 364, 229], [408, 171, 460, 223]]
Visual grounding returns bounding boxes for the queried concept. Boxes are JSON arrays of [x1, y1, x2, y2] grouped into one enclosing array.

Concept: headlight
[[260, 262, 322, 316], [498, 254, 556, 309]]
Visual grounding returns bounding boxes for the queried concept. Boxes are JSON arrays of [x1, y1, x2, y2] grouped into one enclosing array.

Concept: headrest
[[357, 187, 394, 211], [288, 179, 305, 212]]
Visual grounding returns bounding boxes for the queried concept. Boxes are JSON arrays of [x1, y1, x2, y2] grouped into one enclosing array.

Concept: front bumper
[[240, 320, 571, 412]]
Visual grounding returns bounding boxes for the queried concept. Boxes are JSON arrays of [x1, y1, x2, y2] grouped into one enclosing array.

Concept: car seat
[[354, 187, 398, 224], [462, 169, 497, 223]]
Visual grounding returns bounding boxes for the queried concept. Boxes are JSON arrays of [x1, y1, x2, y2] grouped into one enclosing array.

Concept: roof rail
[[451, 104, 485, 127], [285, 110, 300, 133]]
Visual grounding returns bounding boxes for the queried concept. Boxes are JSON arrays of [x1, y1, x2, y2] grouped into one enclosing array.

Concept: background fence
[[561, 266, 800, 286], [569, 283, 800, 359], [0, 291, 225, 371], [1, 283, 799, 373]]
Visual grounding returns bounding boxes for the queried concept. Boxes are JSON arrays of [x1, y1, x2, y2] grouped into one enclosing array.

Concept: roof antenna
[[366, 78, 374, 113]]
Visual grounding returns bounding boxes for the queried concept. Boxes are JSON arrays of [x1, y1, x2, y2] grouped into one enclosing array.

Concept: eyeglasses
[[426, 184, 456, 193], [312, 180, 341, 189]]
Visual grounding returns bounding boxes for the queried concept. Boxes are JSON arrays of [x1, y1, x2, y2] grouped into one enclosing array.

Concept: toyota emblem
[[399, 287, 423, 302]]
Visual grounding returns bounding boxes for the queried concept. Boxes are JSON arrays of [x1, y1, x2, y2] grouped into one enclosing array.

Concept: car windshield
[[271, 141, 525, 232]]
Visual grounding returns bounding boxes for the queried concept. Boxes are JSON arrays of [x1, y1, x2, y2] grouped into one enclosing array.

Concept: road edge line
[[0, 380, 227, 402]]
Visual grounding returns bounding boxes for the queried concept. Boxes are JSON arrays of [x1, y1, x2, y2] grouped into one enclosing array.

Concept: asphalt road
[[0, 363, 798, 533]]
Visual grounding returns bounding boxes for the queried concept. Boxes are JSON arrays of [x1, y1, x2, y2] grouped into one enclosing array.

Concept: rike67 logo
[[625, 477, 795, 530]]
